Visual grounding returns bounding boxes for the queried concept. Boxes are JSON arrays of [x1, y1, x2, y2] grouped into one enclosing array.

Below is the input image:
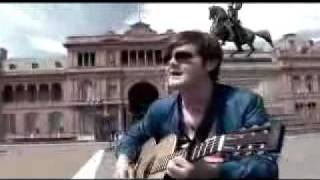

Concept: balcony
[[2, 100, 67, 110]]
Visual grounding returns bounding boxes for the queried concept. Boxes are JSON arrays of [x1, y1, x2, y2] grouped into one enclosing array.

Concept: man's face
[[167, 44, 211, 89]]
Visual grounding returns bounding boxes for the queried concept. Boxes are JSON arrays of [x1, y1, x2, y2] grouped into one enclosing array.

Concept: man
[[114, 30, 278, 178], [227, 3, 243, 42]]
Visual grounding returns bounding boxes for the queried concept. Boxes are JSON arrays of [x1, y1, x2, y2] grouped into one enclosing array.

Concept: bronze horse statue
[[209, 5, 274, 57]]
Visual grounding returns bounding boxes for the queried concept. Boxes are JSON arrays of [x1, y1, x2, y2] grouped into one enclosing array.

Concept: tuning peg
[[233, 151, 241, 157], [263, 122, 271, 127], [240, 127, 247, 131], [251, 125, 259, 129], [245, 151, 252, 156]]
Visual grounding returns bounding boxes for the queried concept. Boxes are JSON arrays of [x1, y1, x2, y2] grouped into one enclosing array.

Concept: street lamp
[[88, 97, 102, 141]]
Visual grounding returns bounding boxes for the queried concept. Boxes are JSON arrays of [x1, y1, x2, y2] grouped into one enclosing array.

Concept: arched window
[[52, 83, 63, 101], [16, 84, 25, 102], [48, 112, 64, 135], [24, 112, 38, 135], [55, 61, 62, 68], [121, 50, 128, 66], [291, 75, 301, 93], [305, 75, 313, 92], [80, 80, 94, 101], [2, 85, 13, 102], [27, 84, 37, 102], [79, 111, 94, 134], [39, 84, 49, 101]]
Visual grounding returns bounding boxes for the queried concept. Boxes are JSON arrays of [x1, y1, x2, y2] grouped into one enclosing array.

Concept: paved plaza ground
[[0, 133, 319, 178]]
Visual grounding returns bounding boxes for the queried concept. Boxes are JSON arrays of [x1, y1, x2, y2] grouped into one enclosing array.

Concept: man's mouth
[[170, 71, 183, 76]]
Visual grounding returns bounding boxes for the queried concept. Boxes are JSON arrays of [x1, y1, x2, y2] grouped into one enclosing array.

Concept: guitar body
[[133, 134, 177, 179]]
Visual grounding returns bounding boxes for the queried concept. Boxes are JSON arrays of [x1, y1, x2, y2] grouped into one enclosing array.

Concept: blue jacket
[[117, 83, 279, 178]]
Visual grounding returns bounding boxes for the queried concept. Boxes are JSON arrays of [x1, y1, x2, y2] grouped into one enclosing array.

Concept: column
[[71, 80, 75, 101], [135, 50, 138, 67], [118, 104, 123, 131], [286, 73, 292, 93], [36, 84, 40, 102], [12, 84, 16, 103], [48, 83, 52, 102], [89, 52, 92, 67], [22, 85, 27, 104], [313, 75, 319, 92], [298, 75, 304, 94], [16, 113, 24, 136]]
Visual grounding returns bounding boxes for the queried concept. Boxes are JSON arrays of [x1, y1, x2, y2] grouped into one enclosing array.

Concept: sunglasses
[[164, 51, 196, 64]]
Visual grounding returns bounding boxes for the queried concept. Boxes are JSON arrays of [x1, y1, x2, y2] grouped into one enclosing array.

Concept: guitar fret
[[197, 143, 202, 159], [218, 135, 225, 152], [192, 145, 197, 160], [210, 136, 216, 153], [203, 141, 208, 157]]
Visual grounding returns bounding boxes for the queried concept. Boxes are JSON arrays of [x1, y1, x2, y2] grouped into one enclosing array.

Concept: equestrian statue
[[209, 3, 274, 57]]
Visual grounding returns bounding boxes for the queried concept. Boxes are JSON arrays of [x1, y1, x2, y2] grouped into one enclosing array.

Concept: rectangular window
[[130, 51, 137, 66], [32, 63, 39, 69], [121, 50, 128, 66], [9, 114, 16, 134], [138, 50, 145, 66], [155, 50, 162, 65], [109, 52, 116, 67], [77, 53, 83, 67], [84, 52, 89, 66], [147, 50, 153, 66], [106, 81, 118, 98], [90, 52, 95, 66], [1, 114, 15, 134], [9, 64, 17, 70]]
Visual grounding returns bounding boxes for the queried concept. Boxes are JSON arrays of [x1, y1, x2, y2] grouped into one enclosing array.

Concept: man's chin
[[168, 81, 184, 90]]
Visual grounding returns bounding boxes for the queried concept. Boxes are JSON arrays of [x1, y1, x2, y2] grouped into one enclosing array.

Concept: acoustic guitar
[[129, 121, 285, 179]]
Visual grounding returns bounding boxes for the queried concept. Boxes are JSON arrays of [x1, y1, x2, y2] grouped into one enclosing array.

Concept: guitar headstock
[[222, 121, 285, 157]]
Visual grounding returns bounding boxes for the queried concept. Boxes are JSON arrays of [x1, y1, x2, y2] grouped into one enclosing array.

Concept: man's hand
[[166, 155, 223, 179]]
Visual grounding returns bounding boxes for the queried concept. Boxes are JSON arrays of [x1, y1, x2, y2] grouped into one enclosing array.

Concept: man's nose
[[168, 57, 178, 66]]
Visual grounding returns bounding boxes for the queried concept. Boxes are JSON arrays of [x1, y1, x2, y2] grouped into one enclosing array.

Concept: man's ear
[[205, 59, 219, 72]]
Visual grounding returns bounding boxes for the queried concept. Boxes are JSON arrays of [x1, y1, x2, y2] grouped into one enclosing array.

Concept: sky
[[1, 3, 320, 58]]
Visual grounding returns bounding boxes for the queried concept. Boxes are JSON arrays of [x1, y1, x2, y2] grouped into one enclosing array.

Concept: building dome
[[124, 21, 157, 35]]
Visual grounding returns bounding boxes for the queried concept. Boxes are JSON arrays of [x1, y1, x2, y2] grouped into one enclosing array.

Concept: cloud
[[0, 3, 140, 58], [28, 36, 67, 55]]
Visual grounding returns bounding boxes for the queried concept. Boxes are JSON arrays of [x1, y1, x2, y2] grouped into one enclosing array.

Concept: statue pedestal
[[220, 50, 283, 116], [223, 51, 274, 63]]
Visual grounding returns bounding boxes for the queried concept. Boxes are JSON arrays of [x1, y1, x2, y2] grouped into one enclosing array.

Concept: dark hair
[[163, 30, 223, 82]]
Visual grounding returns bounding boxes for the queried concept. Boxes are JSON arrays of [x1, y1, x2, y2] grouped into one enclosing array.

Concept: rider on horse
[[209, 3, 273, 57], [226, 3, 243, 43]]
